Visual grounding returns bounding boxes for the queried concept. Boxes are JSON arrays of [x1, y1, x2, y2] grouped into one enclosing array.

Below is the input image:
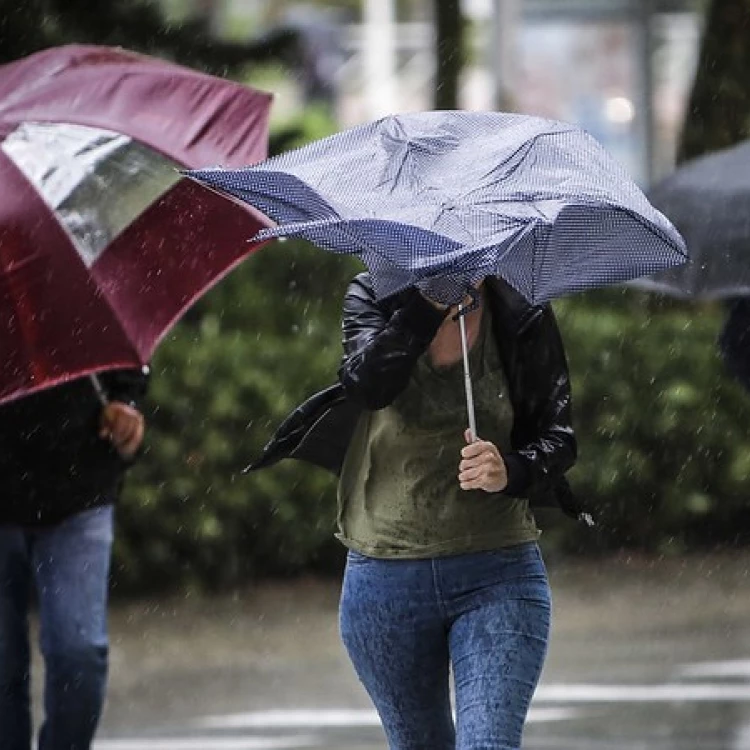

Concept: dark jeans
[[0, 505, 114, 750], [339, 542, 551, 750]]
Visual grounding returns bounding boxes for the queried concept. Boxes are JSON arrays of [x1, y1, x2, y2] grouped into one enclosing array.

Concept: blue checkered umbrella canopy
[[187, 111, 686, 306]]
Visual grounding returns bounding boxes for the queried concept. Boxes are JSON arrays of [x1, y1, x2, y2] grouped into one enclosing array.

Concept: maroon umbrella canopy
[[0, 45, 273, 404]]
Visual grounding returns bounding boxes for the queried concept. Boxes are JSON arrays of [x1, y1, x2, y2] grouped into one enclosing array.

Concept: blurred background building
[[163, 0, 700, 186]]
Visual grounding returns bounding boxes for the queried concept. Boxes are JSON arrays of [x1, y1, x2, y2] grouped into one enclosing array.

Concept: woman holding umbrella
[[196, 110, 686, 749], [249, 268, 577, 749], [330, 271, 575, 749]]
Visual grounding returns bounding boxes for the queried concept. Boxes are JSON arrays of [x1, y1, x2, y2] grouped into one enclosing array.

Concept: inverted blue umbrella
[[187, 111, 687, 438]]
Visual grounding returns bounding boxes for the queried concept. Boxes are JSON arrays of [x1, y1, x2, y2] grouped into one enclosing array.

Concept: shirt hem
[[335, 529, 541, 560]]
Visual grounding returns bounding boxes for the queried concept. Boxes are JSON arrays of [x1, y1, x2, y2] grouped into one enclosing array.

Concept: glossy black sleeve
[[337, 275, 448, 409], [505, 306, 577, 495]]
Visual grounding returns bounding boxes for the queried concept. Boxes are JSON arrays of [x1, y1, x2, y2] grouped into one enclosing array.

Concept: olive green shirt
[[337, 311, 539, 558]]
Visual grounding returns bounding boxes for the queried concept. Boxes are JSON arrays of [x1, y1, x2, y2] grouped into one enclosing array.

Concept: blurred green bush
[[115, 108, 358, 593], [116, 243, 360, 593], [552, 289, 750, 557], [118, 276, 750, 593]]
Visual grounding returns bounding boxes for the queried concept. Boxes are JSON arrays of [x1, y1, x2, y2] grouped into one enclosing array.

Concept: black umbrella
[[632, 140, 750, 299]]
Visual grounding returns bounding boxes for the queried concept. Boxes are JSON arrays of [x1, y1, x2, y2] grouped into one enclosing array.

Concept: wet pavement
[[37, 552, 750, 749]]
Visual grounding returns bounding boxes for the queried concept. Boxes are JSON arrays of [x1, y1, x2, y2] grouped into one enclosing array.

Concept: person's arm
[[503, 306, 577, 497], [338, 274, 449, 409]]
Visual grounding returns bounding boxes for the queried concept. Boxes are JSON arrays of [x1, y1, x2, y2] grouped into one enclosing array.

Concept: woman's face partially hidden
[[461, 279, 486, 307]]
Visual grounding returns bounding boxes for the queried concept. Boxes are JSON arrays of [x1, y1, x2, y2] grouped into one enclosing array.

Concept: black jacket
[[0, 368, 149, 526], [249, 273, 587, 521]]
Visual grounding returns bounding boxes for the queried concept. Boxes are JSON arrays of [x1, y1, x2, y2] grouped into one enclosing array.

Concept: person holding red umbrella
[[0, 44, 272, 750], [206, 110, 685, 749], [0, 370, 147, 750]]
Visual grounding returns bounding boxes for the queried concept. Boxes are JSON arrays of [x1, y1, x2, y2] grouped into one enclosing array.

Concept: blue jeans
[[339, 542, 551, 750], [0, 505, 114, 750]]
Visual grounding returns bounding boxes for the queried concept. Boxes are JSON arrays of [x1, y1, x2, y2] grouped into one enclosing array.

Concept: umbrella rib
[[455, 130, 577, 204], [41, 207, 145, 366], [185, 111, 687, 308]]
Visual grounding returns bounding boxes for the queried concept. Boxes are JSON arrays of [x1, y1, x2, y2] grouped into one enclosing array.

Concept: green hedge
[[114, 243, 360, 593], [553, 290, 750, 555], [115, 276, 750, 593]]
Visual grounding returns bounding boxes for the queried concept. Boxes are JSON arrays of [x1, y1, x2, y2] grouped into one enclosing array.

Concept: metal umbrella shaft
[[457, 301, 477, 443], [89, 373, 109, 406]]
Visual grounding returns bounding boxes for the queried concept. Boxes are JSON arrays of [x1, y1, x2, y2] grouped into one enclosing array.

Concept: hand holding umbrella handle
[[99, 401, 146, 459], [459, 430, 508, 492], [90, 373, 146, 459]]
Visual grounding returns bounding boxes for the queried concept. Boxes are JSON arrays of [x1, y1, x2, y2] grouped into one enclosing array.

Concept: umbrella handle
[[89, 374, 109, 406], [457, 302, 478, 443]]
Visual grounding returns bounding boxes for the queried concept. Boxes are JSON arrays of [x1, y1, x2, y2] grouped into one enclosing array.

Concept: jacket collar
[[484, 276, 542, 337]]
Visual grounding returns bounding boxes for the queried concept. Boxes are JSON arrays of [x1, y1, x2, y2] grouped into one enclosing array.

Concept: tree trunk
[[433, 0, 465, 110], [678, 0, 750, 162], [0, 0, 298, 73]]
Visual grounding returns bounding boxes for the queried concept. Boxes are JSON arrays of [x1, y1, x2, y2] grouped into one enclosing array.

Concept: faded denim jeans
[[339, 542, 551, 750], [0, 505, 114, 750]]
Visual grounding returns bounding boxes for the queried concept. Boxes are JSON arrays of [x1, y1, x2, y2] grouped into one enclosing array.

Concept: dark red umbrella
[[0, 45, 272, 404]]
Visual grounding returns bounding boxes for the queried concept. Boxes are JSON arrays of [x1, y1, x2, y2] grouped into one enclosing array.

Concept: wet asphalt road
[[31, 552, 750, 749]]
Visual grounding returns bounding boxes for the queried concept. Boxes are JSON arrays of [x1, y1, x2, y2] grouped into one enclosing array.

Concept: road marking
[[193, 706, 577, 730], [536, 682, 750, 702], [94, 707, 577, 750], [528, 707, 580, 722], [98, 677, 750, 750], [194, 709, 379, 729], [95, 737, 319, 750], [677, 659, 750, 679]]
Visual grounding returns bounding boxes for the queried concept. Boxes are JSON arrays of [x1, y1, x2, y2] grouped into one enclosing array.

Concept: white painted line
[[96, 706, 579, 749], [732, 719, 750, 750], [95, 736, 319, 750], [194, 709, 380, 729], [536, 682, 750, 703], [527, 707, 579, 723], [195, 706, 577, 730], [677, 659, 750, 679]]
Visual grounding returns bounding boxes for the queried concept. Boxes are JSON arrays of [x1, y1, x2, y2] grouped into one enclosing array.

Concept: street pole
[[635, 0, 656, 185], [491, 0, 520, 111], [363, 0, 397, 118]]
